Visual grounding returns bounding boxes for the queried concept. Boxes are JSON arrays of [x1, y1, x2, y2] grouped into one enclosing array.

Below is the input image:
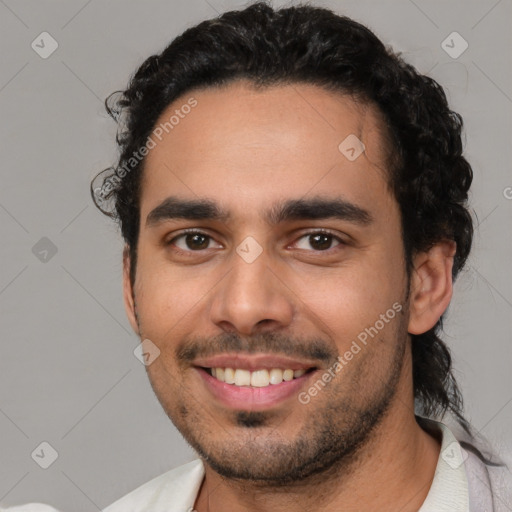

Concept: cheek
[[294, 259, 405, 348], [133, 258, 205, 339]]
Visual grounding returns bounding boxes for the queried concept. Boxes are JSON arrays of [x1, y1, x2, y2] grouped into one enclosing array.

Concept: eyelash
[[165, 228, 346, 254]]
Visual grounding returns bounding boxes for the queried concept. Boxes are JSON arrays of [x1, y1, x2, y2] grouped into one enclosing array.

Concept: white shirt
[[101, 420, 482, 512]]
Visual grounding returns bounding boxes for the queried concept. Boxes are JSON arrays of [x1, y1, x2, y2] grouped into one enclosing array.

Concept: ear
[[408, 240, 456, 335], [123, 245, 140, 335]]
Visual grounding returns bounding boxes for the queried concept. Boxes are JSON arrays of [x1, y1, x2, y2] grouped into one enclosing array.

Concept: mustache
[[176, 331, 336, 365]]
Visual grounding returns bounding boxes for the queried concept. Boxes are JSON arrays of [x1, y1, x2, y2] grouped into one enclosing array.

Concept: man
[[92, 2, 511, 511]]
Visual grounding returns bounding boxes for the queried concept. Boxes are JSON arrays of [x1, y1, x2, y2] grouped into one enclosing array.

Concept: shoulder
[[463, 448, 512, 512], [421, 416, 512, 511], [102, 459, 205, 512]]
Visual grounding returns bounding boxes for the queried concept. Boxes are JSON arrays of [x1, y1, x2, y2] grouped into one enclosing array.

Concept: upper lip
[[193, 353, 319, 371]]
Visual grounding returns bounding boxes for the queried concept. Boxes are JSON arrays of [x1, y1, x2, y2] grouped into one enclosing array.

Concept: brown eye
[[184, 233, 210, 250], [294, 231, 342, 251], [168, 231, 220, 252]]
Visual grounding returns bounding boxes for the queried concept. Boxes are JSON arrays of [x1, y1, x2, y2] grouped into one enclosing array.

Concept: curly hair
[[92, 2, 474, 433]]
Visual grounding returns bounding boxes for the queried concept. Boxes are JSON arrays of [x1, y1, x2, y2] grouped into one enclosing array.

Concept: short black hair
[[92, 2, 474, 433]]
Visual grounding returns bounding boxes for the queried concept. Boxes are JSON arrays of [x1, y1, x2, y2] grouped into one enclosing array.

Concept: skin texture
[[123, 80, 456, 511]]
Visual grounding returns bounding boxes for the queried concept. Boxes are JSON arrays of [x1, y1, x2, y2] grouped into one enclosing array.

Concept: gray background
[[0, 0, 511, 510]]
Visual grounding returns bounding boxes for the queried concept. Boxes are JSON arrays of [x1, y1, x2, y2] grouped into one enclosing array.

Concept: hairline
[[128, 77, 407, 287]]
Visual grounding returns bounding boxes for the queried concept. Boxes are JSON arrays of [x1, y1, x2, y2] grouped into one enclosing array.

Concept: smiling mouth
[[204, 367, 316, 387]]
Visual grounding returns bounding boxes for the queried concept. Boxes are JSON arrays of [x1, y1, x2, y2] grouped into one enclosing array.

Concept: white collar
[[418, 419, 469, 512]]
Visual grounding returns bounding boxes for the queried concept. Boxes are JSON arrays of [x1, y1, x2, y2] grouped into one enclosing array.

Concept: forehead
[[140, 80, 395, 223]]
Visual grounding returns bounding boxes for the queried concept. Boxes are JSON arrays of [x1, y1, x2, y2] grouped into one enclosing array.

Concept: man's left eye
[[294, 231, 343, 251]]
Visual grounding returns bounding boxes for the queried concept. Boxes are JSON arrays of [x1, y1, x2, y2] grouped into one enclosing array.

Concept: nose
[[209, 250, 295, 336]]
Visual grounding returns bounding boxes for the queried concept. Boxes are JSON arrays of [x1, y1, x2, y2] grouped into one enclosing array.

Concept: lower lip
[[196, 368, 314, 410]]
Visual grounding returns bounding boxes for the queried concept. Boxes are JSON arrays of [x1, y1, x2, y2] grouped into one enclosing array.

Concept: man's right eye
[[167, 230, 222, 252]]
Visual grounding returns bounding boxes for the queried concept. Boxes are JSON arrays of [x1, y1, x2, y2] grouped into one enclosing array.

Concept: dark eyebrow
[[266, 196, 373, 226], [145, 195, 373, 227], [146, 197, 229, 227]]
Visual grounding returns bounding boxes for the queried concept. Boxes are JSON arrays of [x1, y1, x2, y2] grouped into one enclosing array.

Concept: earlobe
[[407, 240, 456, 335], [122, 245, 140, 335]]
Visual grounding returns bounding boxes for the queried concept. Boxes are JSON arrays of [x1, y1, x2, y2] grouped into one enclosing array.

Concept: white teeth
[[234, 369, 251, 386], [283, 369, 294, 381], [224, 367, 235, 384], [210, 367, 308, 387], [269, 368, 283, 384], [251, 369, 270, 387]]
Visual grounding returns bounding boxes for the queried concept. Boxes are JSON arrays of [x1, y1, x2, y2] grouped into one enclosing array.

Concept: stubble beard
[[160, 316, 409, 487]]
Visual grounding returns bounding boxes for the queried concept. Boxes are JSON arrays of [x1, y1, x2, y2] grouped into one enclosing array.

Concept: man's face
[[125, 81, 412, 482]]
